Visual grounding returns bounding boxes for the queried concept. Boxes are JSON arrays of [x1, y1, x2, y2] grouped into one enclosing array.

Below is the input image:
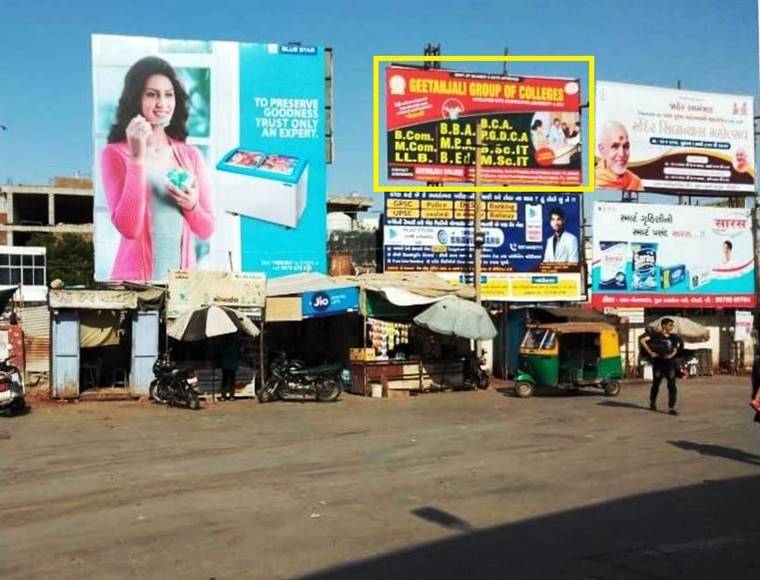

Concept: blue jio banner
[[302, 287, 360, 318], [383, 192, 583, 301], [92, 35, 327, 283]]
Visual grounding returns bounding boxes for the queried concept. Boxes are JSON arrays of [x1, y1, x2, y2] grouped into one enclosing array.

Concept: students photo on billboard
[[543, 206, 579, 263]]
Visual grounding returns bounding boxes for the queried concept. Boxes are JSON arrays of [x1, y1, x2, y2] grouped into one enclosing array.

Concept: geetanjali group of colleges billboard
[[92, 34, 328, 283], [382, 67, 756, 306], [385, 67, 583, 186]]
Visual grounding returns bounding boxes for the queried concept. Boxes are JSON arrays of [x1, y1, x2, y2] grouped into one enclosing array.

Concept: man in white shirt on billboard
[[543, 207, 579, 263], [548, 118, 565, 145]]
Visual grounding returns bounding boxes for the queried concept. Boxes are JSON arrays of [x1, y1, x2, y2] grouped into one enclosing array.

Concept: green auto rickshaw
[[514, 322, 623, 398]]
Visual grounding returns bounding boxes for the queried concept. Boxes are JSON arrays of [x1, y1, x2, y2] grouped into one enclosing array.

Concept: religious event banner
[[595, 81, 755, 195], [385, 67, 582, 186], [301, 287, 360, 319], [591, 202, 755, 309], [384, 192, 583, 302], [92, 34, 328, 283]]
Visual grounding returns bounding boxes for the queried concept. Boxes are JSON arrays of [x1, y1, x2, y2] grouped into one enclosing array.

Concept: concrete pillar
[[7, 191, 13, 226], [48, 193, 55, 226]]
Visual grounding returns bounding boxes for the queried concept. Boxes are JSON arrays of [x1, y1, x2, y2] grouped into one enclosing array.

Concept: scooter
[[0, 358, 26, 416]]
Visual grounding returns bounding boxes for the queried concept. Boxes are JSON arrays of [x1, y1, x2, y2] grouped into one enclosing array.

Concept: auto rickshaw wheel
[[603, 380, 621, 397], [514, 382, 534, 398]]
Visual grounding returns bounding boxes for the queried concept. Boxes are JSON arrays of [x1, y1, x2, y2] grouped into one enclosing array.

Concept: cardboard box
[[350, 348, 376, 361]]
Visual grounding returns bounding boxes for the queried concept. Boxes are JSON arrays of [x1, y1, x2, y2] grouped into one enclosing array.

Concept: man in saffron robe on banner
[[595, 121, 643, 191]]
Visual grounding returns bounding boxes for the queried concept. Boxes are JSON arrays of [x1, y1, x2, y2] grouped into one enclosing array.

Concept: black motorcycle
[[149, 351, 202, 410], [256, 351, 343, 403]]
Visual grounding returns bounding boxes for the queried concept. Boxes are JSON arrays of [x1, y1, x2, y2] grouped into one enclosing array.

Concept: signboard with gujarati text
[[592, 202, 755, 308], [384, 192, 582, 301]]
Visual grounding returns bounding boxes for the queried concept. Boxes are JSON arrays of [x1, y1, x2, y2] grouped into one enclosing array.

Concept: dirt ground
[[2, 377, 759, 579]]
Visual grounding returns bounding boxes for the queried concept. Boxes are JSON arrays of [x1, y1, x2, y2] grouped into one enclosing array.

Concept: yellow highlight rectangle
[[487, 210, 517, 221], [387, 199, 420, 209], [421, 200, 453, 210], [373, 54, 596, 193], [487, 202, 517, 212], [387, 208, 420, 218], [422, 209, 454, 219]]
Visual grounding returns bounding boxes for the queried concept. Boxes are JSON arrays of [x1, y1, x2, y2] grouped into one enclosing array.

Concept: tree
[[26, 233, 94, 287]]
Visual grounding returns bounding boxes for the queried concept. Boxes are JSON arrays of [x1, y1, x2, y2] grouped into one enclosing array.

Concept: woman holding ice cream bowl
[[101, 56, 214, 282]]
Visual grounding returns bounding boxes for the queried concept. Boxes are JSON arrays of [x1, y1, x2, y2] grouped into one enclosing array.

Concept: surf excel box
[[216, 148, 309, 228]]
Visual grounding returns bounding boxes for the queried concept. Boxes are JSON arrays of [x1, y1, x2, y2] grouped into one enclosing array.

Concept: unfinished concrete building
[[0, 177, 94, 246]]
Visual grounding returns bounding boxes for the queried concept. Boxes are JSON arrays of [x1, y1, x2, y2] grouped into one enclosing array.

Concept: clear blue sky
[[0, 0, 757, 210]]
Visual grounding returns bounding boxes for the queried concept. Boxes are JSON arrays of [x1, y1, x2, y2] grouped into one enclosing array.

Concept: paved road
[[2, 377, 759, 579]]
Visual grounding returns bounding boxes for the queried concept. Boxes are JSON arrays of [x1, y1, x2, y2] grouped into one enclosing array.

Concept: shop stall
[[50, 286, 163, 399], [165, 270, 265, 399], [341, 274, 492, 397]]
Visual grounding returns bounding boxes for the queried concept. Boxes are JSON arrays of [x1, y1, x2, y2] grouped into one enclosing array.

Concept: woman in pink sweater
[[101, 56, 214, 282]]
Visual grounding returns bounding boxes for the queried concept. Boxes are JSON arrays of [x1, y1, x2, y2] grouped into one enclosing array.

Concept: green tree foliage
[[27, 233, 94, 287]]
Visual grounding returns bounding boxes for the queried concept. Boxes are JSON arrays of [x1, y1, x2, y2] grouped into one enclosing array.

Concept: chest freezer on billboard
[[216, 148, 309, 228]]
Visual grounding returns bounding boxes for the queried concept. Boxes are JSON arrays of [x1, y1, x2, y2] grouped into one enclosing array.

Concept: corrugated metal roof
[[266, 273, 358, 297], [25, 337, 49, 373], [19, 305, 49, 338], [19, 306, 50, 374]]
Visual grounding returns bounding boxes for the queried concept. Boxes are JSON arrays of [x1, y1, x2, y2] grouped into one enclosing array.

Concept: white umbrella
[[414, 296, 497, 340], [168, 305, 260, 342], [647, 316, 709, 343]]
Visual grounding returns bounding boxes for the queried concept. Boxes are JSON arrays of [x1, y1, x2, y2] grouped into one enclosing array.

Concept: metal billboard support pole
[[752, 120, 760, 353], [474, 124, 484, 358]]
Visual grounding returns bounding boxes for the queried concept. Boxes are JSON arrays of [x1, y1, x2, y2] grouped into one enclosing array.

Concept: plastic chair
[[111, 369, 128, 388], [82, 365, 98, 390]]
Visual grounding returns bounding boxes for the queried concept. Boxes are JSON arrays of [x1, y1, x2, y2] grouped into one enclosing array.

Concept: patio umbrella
[[413, 296, 497, 340], [647, 316, 710, 343], [168, 305, 260, 342]]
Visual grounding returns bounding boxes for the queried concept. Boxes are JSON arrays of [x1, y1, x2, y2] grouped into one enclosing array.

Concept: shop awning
[[80, 310, 121, 348], [266, 273, 352, 297], [0, 286, 17, 314], [337, 272, 474, 300]]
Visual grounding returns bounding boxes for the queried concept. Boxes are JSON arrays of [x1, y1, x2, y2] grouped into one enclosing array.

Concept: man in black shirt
[[640, 318, 683, 415]]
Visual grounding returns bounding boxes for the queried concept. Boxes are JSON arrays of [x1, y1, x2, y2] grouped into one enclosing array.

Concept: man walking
[[640, 318, 683, 415]]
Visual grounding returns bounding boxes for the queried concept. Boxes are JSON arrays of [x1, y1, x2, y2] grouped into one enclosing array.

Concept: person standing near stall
[[220, 334, 241, 401]]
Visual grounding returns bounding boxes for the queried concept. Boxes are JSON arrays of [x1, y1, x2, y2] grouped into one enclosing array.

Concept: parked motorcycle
[[149, 351, 202, 410], [0, 357, 26, 416], [256, 351, 343, 403], [462, 348, 490, 390]]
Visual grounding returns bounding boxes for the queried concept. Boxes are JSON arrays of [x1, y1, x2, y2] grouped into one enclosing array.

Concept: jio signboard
[[301, 287, 360, 318]]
